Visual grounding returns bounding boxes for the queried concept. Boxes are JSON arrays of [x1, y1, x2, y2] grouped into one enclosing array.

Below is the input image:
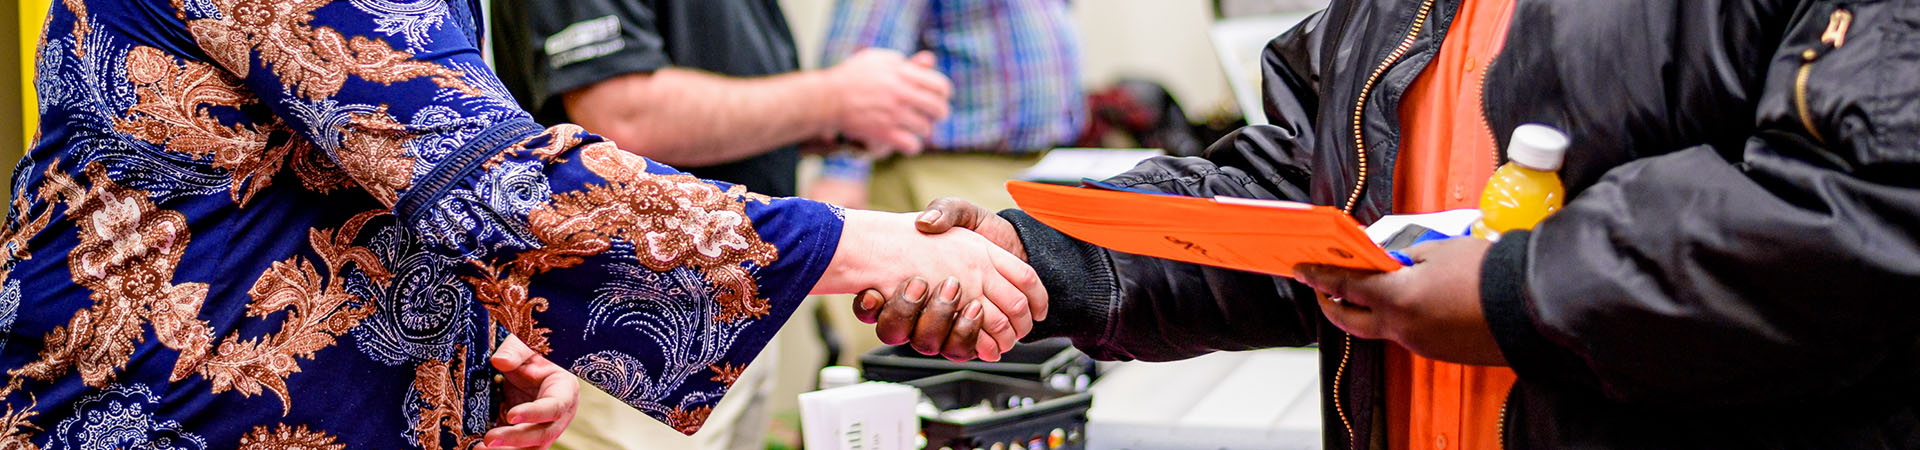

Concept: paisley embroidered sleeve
[[180, 0, 843, 433]]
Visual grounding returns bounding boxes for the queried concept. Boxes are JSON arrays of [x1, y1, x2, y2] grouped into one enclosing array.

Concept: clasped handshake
[[813, 199, 1041, 362]]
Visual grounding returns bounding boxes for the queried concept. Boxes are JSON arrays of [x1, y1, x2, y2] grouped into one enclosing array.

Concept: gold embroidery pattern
[[410, 350, 482, 450], [0, 164, 59, 449], [63, 0, 89, 59], [666, 405, 713, 435], [198, 210, 388, 414], [458, 127, 779, 353], [0, 192, 57, 283], [116, 45, 298, 206], [7, 163, 213, 390], [288, 139, 356, 194], [186, 0, 482, 101], [0, 395, 40, 450], [238, 424, 345, 450], [462, 263, 552, 353], [464, 133, 780, 353], [179, 0, 511, 205], [333, 108, 417, 206], [552, 144, 778, 322], [709, 363, 746, 387], [732, 185, 776, 205], [480, 124, 586, 171], [461, 131, 633, 354]]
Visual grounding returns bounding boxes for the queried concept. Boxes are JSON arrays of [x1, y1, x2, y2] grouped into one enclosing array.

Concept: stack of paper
[[798, 382, 921, 450], [1016, 148, 1165, 185]]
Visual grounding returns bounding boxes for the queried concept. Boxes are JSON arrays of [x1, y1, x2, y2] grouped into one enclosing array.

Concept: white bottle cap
[[818, 366, 861, 390], [1507, 124, 1569, 171], [1048, 374, 1073, 392]]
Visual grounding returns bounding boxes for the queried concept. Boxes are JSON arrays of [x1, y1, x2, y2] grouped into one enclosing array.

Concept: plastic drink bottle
[[817, 366, 861, 390], [1470, 124, 1569, 241]]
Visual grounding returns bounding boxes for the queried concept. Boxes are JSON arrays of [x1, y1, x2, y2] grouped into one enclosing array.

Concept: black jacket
[[1014, 0, 1920, 448]]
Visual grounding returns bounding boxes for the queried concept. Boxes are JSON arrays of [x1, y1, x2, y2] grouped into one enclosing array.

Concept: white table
[[1087, 348, 1322, 450]]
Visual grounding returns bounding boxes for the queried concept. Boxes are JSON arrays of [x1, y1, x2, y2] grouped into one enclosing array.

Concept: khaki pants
[[867, 152, 1040, 213]]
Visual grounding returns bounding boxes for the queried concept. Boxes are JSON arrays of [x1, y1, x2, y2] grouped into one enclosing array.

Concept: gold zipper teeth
[[1795, 55, 1824, 143], [1331, 2, 1438, 449], [1344, 0, 1436, 216], [1475, 11, 1518, 448], [1797, 7, 1851, 144], [1332, 335, 1354, 444], [1497, 396, 1509, 449], [1477, 46, 1501, 173]]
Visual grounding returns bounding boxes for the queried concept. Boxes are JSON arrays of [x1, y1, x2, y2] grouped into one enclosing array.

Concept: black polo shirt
[[491, 0, 801, 196]]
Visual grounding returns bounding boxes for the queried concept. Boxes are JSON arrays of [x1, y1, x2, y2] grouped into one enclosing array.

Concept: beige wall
[[1071, 1, 1235, 119], [779, 0, 1238, 120]]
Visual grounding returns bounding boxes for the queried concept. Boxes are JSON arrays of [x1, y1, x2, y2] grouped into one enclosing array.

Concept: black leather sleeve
[[1009, 17, 1333, 362], [1481, 0, 1920, 409], [1486, 142, 1920, 409]]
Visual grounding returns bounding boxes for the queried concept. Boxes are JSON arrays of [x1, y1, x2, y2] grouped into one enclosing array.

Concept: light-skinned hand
[[893, 197, 1042, 359], [481, 335, 580, 450], [805, 177, 869, 209]]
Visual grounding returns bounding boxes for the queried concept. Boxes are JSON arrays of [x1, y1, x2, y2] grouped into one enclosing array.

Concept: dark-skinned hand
[[915, 198, 1025, 261], [852, 277, 997, 362], [1293, 237, 1509, 367], [869, 197, 1051, 362]]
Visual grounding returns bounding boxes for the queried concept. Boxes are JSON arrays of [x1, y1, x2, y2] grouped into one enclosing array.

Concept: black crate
[[859, 338, 1095, 391], [905, 371, 1093, 450]]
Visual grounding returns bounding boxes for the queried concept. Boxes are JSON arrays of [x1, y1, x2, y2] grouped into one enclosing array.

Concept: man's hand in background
[[805, 177, 869, 209], [825, 49, 952, 157], [483, 335, 580, 450]]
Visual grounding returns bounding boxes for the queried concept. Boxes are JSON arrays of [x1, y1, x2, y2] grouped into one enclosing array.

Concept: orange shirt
[[1388, 0, 1519, 448]]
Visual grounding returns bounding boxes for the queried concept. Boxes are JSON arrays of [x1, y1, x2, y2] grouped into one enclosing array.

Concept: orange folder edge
[[1006, 180, 1400, 277]]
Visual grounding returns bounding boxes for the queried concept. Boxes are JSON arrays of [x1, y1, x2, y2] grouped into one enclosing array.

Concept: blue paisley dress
[[1, 0, 843, 448]]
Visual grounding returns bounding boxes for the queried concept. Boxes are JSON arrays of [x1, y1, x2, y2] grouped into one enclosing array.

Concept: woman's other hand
[[482, 335, 580, 450]]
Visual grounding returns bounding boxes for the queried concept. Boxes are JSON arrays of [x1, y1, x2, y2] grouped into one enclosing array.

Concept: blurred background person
[[812, 0, 1086, 213], [809, 0, 1086, 371], [490, 1, 952, 448]]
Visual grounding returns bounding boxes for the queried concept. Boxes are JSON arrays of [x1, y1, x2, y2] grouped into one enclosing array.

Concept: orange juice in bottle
[[1471, 124, 1569, 241]]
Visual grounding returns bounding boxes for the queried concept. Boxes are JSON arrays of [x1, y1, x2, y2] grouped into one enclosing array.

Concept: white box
[[799, 382, 922, 450]]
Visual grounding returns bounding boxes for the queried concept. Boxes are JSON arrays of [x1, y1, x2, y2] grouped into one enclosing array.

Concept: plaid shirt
[[821, 0, 1085, 175]]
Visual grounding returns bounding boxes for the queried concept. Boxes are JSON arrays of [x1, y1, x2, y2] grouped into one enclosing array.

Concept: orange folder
[[1006, 180, 1400, 276]]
